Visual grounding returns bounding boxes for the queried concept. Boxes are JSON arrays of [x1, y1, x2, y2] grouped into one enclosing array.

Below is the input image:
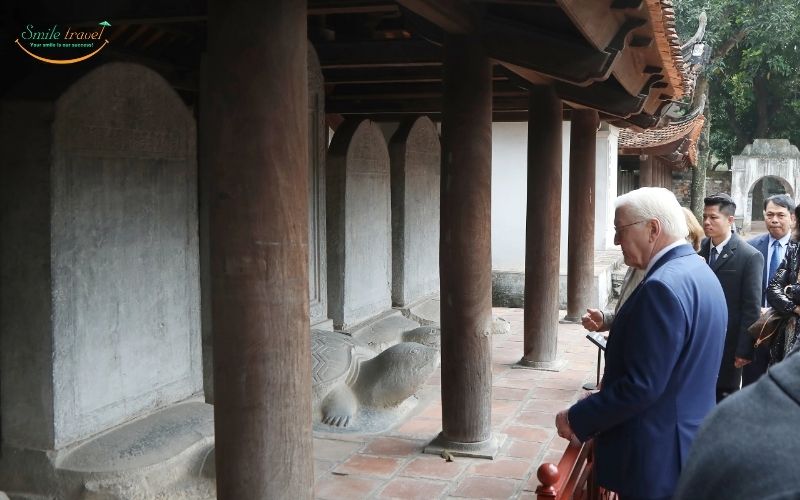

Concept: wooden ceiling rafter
[[3, 0, 697, 128]]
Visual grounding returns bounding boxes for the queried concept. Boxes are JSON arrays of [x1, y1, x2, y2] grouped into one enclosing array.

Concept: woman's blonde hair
[[683, 207, 704, 251]]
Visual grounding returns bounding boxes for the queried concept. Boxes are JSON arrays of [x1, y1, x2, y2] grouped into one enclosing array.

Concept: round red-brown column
[[429, 34, 496, 457], [519, 86, 565, 370], [205, 1, 313, 498], [565, 110, 599, 322]]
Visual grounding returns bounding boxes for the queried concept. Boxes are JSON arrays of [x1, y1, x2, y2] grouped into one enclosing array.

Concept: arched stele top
[[54, 61, 194, 160]]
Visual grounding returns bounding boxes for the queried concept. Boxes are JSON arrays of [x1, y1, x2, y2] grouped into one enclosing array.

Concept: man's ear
[[649, 218, 661, 241], [727, 215, 735, 227]]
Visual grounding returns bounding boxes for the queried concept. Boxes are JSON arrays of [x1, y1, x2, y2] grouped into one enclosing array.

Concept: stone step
[[56, 401, 214, 499]]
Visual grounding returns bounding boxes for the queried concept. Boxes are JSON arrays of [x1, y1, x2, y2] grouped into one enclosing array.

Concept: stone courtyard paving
[[313, 307, 600, 499]]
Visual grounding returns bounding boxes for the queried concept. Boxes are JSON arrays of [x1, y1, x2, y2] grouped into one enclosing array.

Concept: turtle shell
[[311, 330, 357, 388]]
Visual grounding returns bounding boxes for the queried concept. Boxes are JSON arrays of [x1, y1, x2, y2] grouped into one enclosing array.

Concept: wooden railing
[[535, 440, 618, 500]]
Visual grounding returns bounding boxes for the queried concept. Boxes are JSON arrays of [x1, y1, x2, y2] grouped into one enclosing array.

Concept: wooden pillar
[[653, 159, 664, 187], [640, 154, 653, 187], [565, 110, 599, 322], [664, 163, 672, 190], [657, 158, 662, 187], [434, 34, 495, 452], [205, 1, 313, 498], [519, 86, 564, 369]]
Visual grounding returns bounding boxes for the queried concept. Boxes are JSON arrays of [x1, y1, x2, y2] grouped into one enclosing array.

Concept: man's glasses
[[614, 220, 646, 234]]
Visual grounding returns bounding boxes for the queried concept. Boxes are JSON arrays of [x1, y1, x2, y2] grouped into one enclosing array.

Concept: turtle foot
[[320, 386, 357, 428], [322, 414, 352, 427]]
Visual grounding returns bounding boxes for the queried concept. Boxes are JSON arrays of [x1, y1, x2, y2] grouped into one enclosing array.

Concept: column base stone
[[423, 432, 506, 460], [513, 357, 567, 372]]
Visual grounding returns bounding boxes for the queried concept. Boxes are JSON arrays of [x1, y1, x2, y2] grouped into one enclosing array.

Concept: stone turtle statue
[[311, 329, 439, 428]]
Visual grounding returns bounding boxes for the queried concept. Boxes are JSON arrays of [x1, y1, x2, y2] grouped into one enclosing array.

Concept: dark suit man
[[699, 193, 764, 402], [745, 194, 795, 386], [556, 187, 727, 500]]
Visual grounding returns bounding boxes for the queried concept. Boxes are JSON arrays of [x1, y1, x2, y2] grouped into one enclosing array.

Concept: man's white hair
[[615, 187, 688, 241]]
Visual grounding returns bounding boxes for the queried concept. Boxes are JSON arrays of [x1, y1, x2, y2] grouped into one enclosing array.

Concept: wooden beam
[[315, 39, 441, 69], [308, 3, 399, 15], [556, 77, 647, 118], [322, 65, 508, 85], [326, 94, 533, 114], [328, 78, 520, 95], [472, 0, 558, 5], [481, 16, 618, 86], [557, 0, 643, 51], [498, 62, 553, 86], [611, 0, 643, 8], [629, 35, 653, 47], [396, 0, 472, 34], [68, 16, 208, 27]]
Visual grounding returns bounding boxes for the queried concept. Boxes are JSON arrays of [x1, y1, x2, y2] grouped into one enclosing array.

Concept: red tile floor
[[313, 307, 601, 499]]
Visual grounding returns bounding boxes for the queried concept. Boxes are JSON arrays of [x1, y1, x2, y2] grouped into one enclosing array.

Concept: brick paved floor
[[313, 307, 600, 499]]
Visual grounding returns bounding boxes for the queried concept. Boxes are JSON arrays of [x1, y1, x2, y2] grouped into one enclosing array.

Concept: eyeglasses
[[614, 220, 646, 234], [765, 212, 789, 220]]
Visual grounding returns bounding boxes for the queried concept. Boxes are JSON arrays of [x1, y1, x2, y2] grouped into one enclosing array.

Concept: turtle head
[[354, 341, 439, 408]]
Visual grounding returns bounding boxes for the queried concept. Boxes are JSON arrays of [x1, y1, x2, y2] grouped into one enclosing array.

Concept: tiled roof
[[647, 0, 688, 98], [619, 113, 705, 166]]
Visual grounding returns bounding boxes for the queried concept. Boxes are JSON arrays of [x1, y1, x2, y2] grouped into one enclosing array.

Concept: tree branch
[[712, 29, 747, 62], [723, 97, 748, 150]]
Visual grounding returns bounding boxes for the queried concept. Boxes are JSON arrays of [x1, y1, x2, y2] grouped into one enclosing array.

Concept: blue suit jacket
[[747, 232, 770, 303], [568, 244, 727, 498]]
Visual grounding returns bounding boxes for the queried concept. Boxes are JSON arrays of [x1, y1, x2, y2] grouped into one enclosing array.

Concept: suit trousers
[[742, 343, 770, 386]]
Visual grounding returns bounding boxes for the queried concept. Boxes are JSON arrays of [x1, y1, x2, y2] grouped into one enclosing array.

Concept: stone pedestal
[[0, 62, 203, 497]]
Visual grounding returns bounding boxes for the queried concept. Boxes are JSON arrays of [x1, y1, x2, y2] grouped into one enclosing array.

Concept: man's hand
[[555, 410, 577, 443], [734, 356, 751, 368], [581, 309, 604, 332]]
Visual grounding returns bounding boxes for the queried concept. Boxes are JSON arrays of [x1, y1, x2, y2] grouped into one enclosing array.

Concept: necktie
[[710, 247, 718, 266], [768, 239, 781, 285]]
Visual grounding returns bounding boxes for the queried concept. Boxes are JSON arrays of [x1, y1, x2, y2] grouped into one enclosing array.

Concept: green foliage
[[674, 0, 800, 167]]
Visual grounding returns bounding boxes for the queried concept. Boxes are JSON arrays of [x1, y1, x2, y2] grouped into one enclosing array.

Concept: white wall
[[595, 124, 619, 250], [491, 121, 572, 272], [492, 121, 620, 273]]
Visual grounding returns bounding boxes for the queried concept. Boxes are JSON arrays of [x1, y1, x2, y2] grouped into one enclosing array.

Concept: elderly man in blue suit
[[744, 194, 795, 386], [555, 187, 727, 500]]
